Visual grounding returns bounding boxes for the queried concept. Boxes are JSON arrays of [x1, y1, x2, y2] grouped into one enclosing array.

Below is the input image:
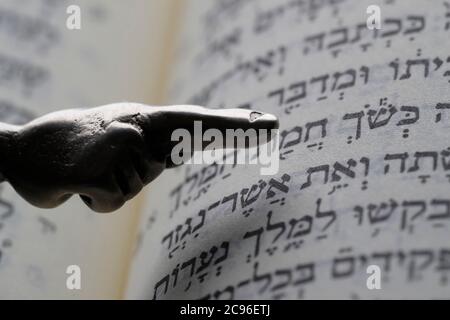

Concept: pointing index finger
[[151, 105, 279, 133], [132, 104, 279, 158]]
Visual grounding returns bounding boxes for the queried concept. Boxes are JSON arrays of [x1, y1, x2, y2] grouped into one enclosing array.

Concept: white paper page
[[127, 0, 450, 299], [0, 0, 174, 299]]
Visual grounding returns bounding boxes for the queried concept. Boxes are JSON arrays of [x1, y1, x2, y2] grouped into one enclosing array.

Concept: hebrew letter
[[315, 198, 336, 231], [221, 193, 238, 212], [304, 118, 328, 142], [240, 180, 267, 208], [271, 269, 292, 291], [266, 211, 286, 243], [397, 106, 420, 126], [214, 241, 230, 265], [301, 165, 329, 189], [331, 159, 357, 181], [404, 15, 425, 34], [400, 59, 430, 80], [381, 18, 402, 37], [367, 106, 398, 129], [294, 263, 315, 285], [428, 199, 450, 220], [244, 227, 264, 258], [343, 111, 364, 140], [331, 69, 356, 91], [408, 151, 438, 172], [253, 262, 272, 294], [266, 174, 291, 199], [153, 274, 170, 299], [384, 153, 409, 174]]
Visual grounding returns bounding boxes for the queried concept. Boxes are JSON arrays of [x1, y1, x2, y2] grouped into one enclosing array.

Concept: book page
[[0, 0, 175, 298], [127, 0, 450, 299]]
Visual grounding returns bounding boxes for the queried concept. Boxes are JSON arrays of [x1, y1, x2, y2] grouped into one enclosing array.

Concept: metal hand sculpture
[[0, 103, 278, 212]]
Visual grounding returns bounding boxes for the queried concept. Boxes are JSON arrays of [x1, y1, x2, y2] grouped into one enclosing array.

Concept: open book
[[1, 0, 449, 299]]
